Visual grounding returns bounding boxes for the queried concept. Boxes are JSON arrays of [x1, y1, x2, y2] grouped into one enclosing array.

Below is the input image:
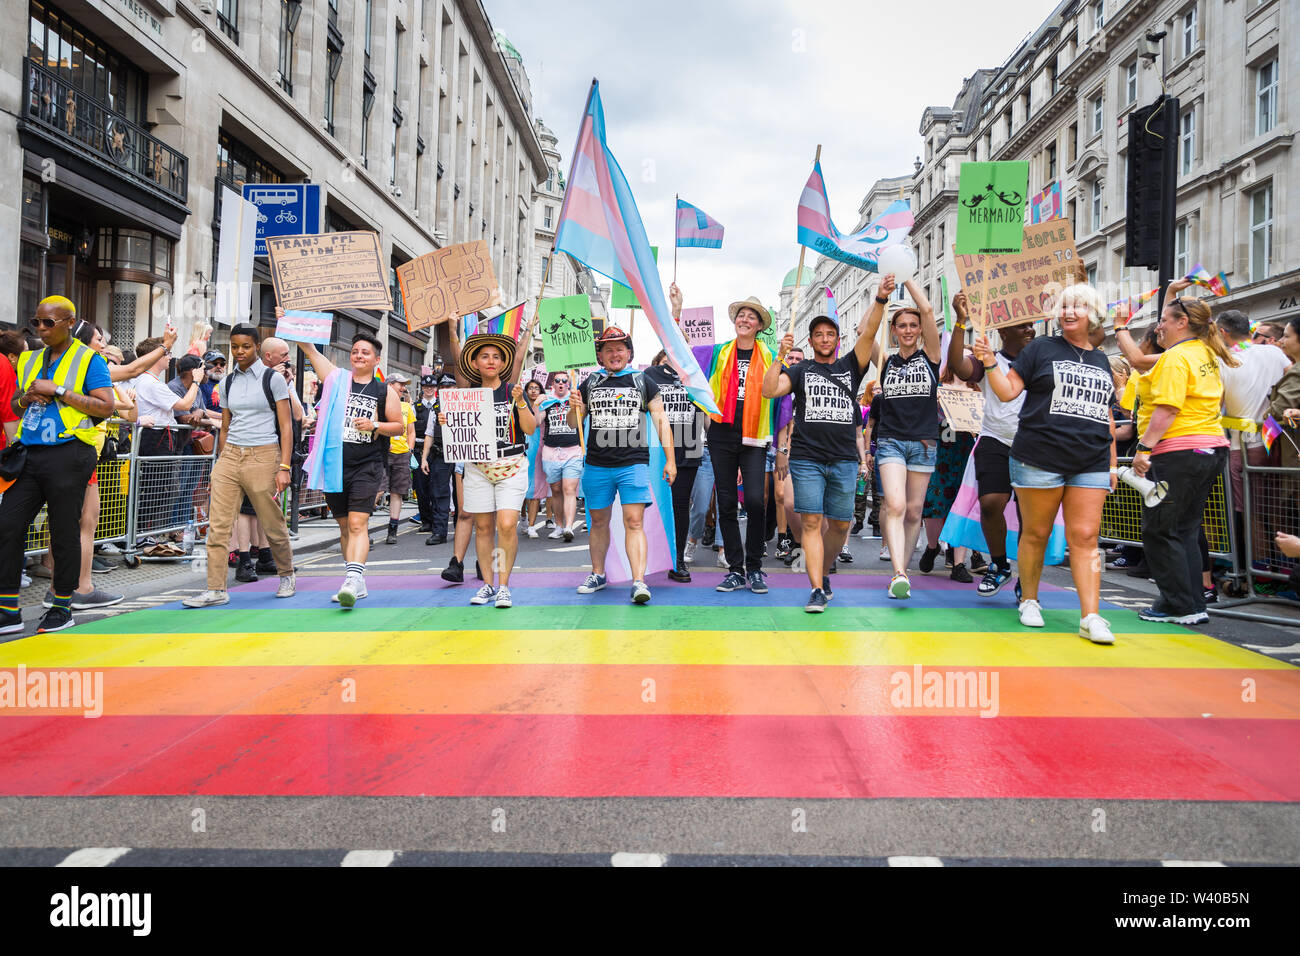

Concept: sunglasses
[[29, 316, 61, 330]]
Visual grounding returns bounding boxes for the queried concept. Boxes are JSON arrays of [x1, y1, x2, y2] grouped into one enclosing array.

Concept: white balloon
[[877, 245, 917, 283]]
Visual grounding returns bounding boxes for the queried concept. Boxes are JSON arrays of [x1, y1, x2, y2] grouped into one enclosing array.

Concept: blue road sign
[[242, 183, 323, 256]]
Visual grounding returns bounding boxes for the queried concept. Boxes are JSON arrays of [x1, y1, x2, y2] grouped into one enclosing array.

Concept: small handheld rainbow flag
[[1261, 415, 1283, 455], [1107, 288, 1158, 322], [1185, 263, 1229, 297], [483, 302, 526, 340]]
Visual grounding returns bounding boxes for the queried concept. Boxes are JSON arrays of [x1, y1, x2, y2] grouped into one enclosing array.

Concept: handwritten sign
[[441, 388, 498, 463], [267, 232, 392, 312], [275, 310, 333, 346], [938, 385, 984, 433], [538, 295, 597, 370], [680, 307, 715, 347], [956, 162, 1030, 255], [955, 220, 1080, 332], [397, 240, 500, 331]]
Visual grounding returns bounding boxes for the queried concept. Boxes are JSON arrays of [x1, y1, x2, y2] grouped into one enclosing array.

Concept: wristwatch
[[874, 295, 889, 305], [1135, 442, 1153, 453], [54, 385, 67, 398]]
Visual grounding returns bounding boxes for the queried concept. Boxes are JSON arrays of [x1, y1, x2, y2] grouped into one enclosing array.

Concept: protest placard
[[275, 310, 333, 346], [441, 388, 498, 463], [538, 294, 597, 370], [938, 385, 984, 433], [267, 232, 392, 312], [954, 220, 1080, 332], [610, 246, 658, 309], [396, 240, 501, 331], [214, 186, 257, 325], [680, 307, 715, 347], [956, 162, 1030, 255], [1030, 182, 1062, 224]]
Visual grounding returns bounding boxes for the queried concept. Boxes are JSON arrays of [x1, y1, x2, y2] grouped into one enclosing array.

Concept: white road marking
[[887, 856, 943, 867], [341, 850, 397, 867], [309, 559, 427, 569], [1243, 642, 1300, 656], [548, 545, 589, 553], [611, 852, 666, 867], [1161, 860, 1226, 867], [57, 847, 132, 867]]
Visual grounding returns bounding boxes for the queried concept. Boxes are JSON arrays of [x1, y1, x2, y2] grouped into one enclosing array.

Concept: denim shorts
[[542, 455, 584, 484], [581, 462, 652, 510], [1009, 457, 1111, 490], [788, 458, 857, 522], [875, 437, 937, 473]]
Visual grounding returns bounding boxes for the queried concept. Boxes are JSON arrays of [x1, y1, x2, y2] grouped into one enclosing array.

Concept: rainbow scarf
[[693, 339, 777, 447]]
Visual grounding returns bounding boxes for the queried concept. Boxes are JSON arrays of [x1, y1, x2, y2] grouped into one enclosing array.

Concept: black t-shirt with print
[[710, 346, 753, 441], [578, 371, 660, 468], [645, 364, 705, 465], [877, 350, 940, 441], [488, 382, 527, 459], [342, 376, 391, 466], [786, 355, 867, 463], [1010, 335, 1115, 474], [542, 397, 580, 448]]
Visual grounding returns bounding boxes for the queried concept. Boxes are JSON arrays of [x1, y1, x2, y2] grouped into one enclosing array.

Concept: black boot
[[235, 553, 258, 583], [440, 557, 464, 583], [255, 547, 276, 575]]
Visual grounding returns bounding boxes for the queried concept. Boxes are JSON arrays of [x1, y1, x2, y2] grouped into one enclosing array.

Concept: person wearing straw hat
[[690, 293, 779, 595], [441, 322, 537, 608]]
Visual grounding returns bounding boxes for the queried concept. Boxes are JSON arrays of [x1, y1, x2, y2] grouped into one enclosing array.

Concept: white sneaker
[[99, 542, 122, 555], [548, 527, 565, 539], [337, 574, 364, 609], [683, 540, 697, 565], [529, 520, 549, 533], [631, 581, 651, 605], [20, 572, 32, 588], [525, 526, 539, 538], [878, 546, 891, 561], [1018, 599, 1045, 628], [1079, 613, 1115, 645], [495, 585, 513, 608], [716, 548, 729, 569], [276, 574, 296, 599], [471, 583, 497, 605], [183, 589, 229, 608]]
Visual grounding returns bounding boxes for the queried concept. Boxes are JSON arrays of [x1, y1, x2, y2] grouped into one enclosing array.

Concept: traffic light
[[1125, 99, 1172, 269]]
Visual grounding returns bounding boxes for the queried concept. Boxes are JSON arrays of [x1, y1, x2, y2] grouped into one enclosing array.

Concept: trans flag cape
[[797, 160, 913, 272], [939, 438, 1067, 565], [579, 371, 676, 581], [554, 81, 719, 415], [303, 368, 349, 493]]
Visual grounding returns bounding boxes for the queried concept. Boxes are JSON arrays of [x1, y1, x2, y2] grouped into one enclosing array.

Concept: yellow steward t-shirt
[[390, 401, 416, 455], [1144, 339, 1225, 440]]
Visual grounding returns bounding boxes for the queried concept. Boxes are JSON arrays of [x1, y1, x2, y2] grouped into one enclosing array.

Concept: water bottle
[[182, 520, 196, 555]]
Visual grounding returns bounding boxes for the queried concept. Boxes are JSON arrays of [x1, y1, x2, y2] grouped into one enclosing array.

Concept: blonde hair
[[1176, 297, 1240, 368], [1054, 283, 1106, 332], [38, 294, 76, 318], [1108, 355, 1131, 378]]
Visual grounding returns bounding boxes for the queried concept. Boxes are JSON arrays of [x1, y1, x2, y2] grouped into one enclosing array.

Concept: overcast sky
[[490, 0, 1062, 353]]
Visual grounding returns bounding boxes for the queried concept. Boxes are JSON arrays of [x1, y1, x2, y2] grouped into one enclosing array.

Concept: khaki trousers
[[205, 443, 294, 589]]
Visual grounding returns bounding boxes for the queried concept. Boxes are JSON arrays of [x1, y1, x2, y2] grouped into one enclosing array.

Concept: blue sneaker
[[577, 573, 606, 594], [716, 571, 746, 592], [978, 564, 1013, 597]]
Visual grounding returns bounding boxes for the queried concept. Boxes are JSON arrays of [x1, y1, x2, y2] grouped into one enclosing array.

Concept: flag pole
[[520, 251, 555, 374], [787, 144, 822, 341], [673, 193, 679, 284]]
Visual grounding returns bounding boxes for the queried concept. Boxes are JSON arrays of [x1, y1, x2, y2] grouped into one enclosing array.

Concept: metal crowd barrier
[[122, 422, 217, 566], [22, 419, 133, 558], [1211, 461, 1300, 627], [1098, 455, 1237, 565]]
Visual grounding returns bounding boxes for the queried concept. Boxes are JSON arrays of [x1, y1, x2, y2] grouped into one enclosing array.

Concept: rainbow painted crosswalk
[[1, 571, 1297, 800]]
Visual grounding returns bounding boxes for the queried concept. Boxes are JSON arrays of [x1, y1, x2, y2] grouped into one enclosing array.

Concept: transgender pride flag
[[797, 160, 913, 272], [675, 198, 724, 248], [555, 80, 719, 414]]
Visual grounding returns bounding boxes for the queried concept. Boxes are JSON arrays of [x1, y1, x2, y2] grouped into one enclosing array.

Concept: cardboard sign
[[441, 388, 498, 463], [397, 240, 500, 331], [758, 310, 777, 351], [680, 307, 715, 347], [938, 385, 984, 433], [538, 295, 598, 370], [610, 246, 658, 310], [214, 186, 257, 325], [275, 310, 333, 346], [956, 162, 1030, 255], [530, 363, 549, 385], [267, 232, 392, 312], [954, 220, 1080, 332]]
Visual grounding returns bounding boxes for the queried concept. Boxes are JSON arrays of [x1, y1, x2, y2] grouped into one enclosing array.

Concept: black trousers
[[707, 432, 768, 573], [670, 462, 700, 566], [1143, 447, 1226, 615], [428, 456, 453, 536], [0, 441, 97, 599], [411, 443, 434, 524]]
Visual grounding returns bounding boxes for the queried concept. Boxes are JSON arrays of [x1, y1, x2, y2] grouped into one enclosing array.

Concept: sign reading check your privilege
[[955, 220, 1080, 332], [266, 232, 393, 312], [396, 240, 501, 332], [441, 388, 498, 463]]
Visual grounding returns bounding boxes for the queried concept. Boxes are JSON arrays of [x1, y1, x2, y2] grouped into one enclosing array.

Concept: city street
[[1, 509, 1297, 867]]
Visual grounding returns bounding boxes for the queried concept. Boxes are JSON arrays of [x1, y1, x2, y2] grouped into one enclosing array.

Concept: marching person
[[974, 284, 1118, 645], [692, 293, 779, 594], [646, 348, 708, 582], [522, 378, 550, 537], [762, 303, 876, 613], [945, 291, 1035, 596], [281, 307, 404, 608], [184, 323, 296, 607], [0, 296, 115, 634], [536, 370, 584, 541], [570, 327, 675, 604], [411, 373, 439, 534]]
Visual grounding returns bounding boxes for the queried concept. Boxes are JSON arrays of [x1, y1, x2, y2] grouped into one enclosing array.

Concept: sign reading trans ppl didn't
[[243, 183, 323, 257]]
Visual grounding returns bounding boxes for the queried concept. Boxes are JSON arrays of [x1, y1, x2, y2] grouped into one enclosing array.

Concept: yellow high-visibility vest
[[15, 338, 99, 447]]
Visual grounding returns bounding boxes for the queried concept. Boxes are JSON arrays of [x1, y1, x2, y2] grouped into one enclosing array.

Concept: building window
[[1091, 179, 1103, 232], [1048, 64, 1058, 96], [1069, 123, 1078, 161], [1004, 111, 1012, 139], [217, 0, 239, 42], [26, 1, 150, 125], [389, 264, 405, 323], [543, 205, 553, 229], [1046, 142, 1057, 182], [214, 129, 283, 225], [1255, 59, 1278, 136], [983, 131, 992, 160], [1179, 107, 1195, 175], [545, 167, 554, 191], [1250, 183, 1272, 283], [361, 82, 375, 168], [936, 223, 944, 261], [1091, 93, 1103, 135], [1182, 6, 1198, 58], [1174, 219, 1190, 277], [277, 1, 300, 95], [540, 254, 549, 283], [1091, 0, 1105, 35], [363, 0, 373, 74], [1086, 263, 1098, 286], [1125, 62, 1137, 106], [324, 44, 342, 136]]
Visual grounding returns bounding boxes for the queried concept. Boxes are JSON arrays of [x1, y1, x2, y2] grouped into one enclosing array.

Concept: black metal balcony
[[22, 57, 188, 206]]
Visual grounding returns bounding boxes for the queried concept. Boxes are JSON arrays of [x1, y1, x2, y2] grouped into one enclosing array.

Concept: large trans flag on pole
[[554, 80, 719, 415], [797, 160, 913, 272]]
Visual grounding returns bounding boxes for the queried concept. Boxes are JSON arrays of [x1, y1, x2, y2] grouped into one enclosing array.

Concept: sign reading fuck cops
[[441, 388, 498, 463]]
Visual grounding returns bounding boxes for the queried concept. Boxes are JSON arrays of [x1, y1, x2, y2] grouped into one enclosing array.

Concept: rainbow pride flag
[[1261, 415, 1284, 455], [483, 302, 526, 340], [1186, 263, 1230, 297]]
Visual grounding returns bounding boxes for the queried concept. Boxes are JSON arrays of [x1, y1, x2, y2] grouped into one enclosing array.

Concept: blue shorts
[[542, 455, 584, 484], [876, 437, 937, 473], [788, 458, 857, 522], [582, 462, 652, 510], [1010, 457, 1111, 490]]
